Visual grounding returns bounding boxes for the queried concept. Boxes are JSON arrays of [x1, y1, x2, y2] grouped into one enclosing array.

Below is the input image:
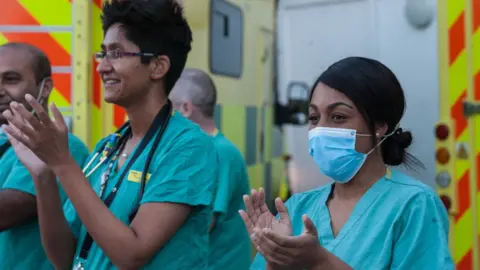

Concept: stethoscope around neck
[[81, 100, 173, 222]]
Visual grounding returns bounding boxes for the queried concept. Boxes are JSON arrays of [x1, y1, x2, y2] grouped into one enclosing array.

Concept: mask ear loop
[[366, 124, 401, 155], [32, 77, 50, 116]]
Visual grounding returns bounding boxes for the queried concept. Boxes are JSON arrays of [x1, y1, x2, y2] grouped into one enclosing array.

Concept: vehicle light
[[436, 148, 450, 164], [440, 195, 452, 211], [435, 171, 451, 188], [435, 124, 449, 141]]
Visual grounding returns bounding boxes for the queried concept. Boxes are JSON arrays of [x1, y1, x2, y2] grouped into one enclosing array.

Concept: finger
[[302, 214, 318, 236], [2, 122, 31, 148], [275, 198, 291, 226], [253, 189, 263, 217], [2, 109, 36, 141], [264, 229, 300, 248], [251, 189, 262, 223], [255, 230, 293, 266], [243, 194, 258, 224], [238, 210, 255, 235], [25, 94, 51, 125], [11, 102, 42, 131], [50, 102, 67, 131]]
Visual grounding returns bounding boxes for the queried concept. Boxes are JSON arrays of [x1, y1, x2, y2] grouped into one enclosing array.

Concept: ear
[[375, 122, 389, 137], [150, 55, 171, 80], [181, 101, 194, 118]]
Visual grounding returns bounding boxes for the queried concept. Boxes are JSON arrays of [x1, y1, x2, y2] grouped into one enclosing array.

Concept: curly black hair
[[102, 0, 193, 94]]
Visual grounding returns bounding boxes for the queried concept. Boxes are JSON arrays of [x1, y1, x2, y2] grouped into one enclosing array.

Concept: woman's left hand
[[252, 214, 325, 269], [1, 94, 71, 168]]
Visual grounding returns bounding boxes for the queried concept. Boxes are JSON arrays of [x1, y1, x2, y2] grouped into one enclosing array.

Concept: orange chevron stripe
[[450, 12, 466, 64], [1, 33, 70, 67], [474, 0, 480, 31], [456, 171, 471, 222], [0, 0, 38, 25], [457, 249, 473, 270], [114, 106, 126, 128], [451, 91, 468, 138], [51, 73, 71, 105]]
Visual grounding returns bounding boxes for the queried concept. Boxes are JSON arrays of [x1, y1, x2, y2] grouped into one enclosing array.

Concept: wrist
[[51, 155, 76, 178], [32, 168, 55, 182]]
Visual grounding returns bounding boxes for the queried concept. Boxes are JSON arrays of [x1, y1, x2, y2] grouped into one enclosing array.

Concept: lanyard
[[78, 101, 172, 262]]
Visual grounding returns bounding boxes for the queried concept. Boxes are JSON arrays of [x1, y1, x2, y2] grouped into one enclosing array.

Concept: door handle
[[463, 101, 480, 118]]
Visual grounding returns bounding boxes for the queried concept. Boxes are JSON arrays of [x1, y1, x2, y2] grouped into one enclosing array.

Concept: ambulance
[[0, 0, 307, 214]]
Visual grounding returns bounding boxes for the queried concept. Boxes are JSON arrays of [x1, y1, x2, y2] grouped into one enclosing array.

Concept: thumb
[[302, 214, 318, 236]]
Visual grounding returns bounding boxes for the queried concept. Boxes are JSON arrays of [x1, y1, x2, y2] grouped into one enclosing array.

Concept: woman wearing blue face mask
[[240, 56, 454, 270]]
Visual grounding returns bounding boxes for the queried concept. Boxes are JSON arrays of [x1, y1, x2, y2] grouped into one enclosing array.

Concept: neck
[[198, 118, 217, 135], [125, 91, 168, 139], [333, 151, 386, 200]]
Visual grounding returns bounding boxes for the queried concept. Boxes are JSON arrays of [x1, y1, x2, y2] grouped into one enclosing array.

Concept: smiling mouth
[[103, 79, 121, 86]]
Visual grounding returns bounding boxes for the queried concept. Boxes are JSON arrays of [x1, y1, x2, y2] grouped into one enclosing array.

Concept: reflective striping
[[447, 0, 474, 266], [245, 106, 258, 166], [19, 0, 72, 26], [214, 104, 222, 131], [449, 12, 466, 65], [0, 32, 71, 66], [458, 249, 473, 270]]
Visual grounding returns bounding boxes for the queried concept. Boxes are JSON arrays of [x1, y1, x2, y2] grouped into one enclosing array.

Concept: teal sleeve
[[140, 134, 217, 206], [250, 196, 297, 269], [212, 148, 237, 214], [390, 193, 454, 270], [1, 160, 34, 195], [2, 133, 90, 198]]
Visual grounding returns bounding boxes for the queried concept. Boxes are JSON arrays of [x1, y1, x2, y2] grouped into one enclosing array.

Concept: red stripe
[[474, 0, 480, 32], [455, 170, 470, 222], [457, 249, 472, 270], [449, 12, 466, 65], [114, 105, 126, 128], [51, 73, 71, 103], [451, 91, 468, 138], [0, 1, 39, 25]]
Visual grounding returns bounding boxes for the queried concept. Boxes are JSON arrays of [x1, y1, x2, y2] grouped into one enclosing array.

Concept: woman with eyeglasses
[[1, 1, 217, 269], [241, 57, 454, 270]]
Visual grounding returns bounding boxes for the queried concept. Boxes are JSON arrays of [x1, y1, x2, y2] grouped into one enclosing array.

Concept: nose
[[96, 57, 113, 74]]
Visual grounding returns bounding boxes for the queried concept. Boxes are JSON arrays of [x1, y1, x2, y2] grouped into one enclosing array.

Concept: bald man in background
[[170, 68, 252, 270]]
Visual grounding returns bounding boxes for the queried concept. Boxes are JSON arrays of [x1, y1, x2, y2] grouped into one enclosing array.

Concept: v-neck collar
[[318, 169, 392, 251]]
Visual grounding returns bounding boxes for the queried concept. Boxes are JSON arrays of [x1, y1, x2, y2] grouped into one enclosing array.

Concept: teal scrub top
[[251, 169, 454, 270], [64, 112, 218, 270], [209, 131, 251, 270], [0, 132, 90, 270]]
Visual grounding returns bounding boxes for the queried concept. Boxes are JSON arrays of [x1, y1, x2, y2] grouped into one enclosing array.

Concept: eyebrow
[[100, 43, 122, 51], [308, 102, 353, 111]]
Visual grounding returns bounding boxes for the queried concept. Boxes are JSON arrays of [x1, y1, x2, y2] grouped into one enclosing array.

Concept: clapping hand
[[1, 95, 71, 170]]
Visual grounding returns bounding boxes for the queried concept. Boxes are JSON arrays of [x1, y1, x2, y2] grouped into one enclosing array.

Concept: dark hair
[[0, 42, 52, 84], [101, 0, 193, 95], [312, 56, 422, 168]]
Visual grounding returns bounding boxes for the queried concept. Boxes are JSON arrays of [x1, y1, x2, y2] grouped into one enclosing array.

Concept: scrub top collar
[[318, 168, 392, 250]]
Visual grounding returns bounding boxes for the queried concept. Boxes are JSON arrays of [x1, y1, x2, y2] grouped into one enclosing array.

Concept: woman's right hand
[[239, 187, 292, 238]]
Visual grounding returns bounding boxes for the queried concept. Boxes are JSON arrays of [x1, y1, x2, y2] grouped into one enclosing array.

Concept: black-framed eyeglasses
[[94, 50, 156, 63]]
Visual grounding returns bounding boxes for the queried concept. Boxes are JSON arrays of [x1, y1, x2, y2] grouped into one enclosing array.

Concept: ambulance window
[[209, 0, 243, 78]]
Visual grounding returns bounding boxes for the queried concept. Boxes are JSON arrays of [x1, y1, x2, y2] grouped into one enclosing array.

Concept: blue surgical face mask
[[308, 127, 393, 183]]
